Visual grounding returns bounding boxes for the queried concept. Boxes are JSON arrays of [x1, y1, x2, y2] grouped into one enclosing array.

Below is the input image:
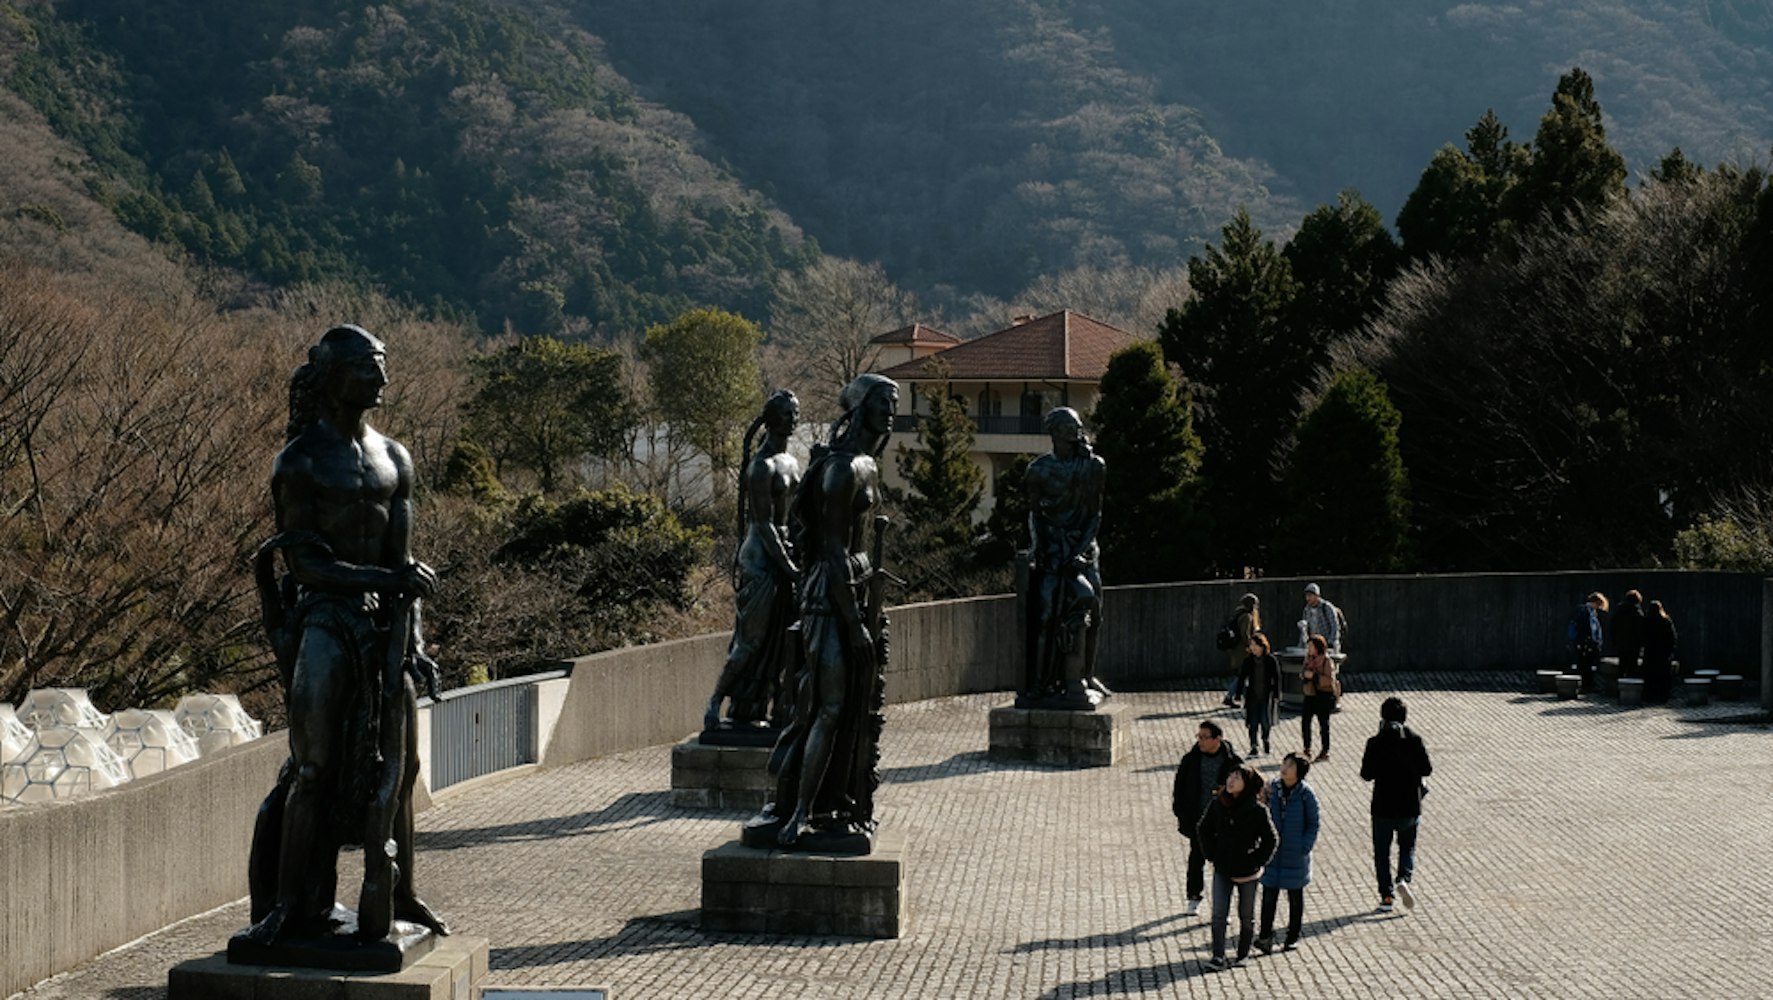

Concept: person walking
[[1171, 721, 1243, 918], [1198, 765, 1277, 969], [1222, 593, 1260, 707], [1256, 753, 1321, 954], [1612, 589, 1645, 681], [1360, 696, 1433, 913], [1237, 633, 1281, 757], [1299, 634, 1337, 761], [1301, 582, 1342, 652], [1641, 599, 1678, 704]]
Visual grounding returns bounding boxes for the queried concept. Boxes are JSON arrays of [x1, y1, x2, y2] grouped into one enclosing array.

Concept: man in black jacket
[[1360, 697, 1433, 914], [1172, 720, 1243, 916]]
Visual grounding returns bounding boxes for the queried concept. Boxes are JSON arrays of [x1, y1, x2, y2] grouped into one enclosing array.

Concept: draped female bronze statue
[[1019, 406, 1109, 709], [239, 325, 448, 960], [703, 389, 802, 739], [744, 374, 898, 853]]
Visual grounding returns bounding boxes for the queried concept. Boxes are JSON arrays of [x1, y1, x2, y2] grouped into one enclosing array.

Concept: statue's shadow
[[878, 750, 995, 784], [416, 790, 673, 850]]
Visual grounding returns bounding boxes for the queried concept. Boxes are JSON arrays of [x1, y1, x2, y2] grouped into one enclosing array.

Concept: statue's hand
[[401, 561, 439, 600], [408, 649, 444, 701]]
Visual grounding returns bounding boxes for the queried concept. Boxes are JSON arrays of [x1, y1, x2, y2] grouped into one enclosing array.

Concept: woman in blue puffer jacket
[[1256, 752, 1321, 953]]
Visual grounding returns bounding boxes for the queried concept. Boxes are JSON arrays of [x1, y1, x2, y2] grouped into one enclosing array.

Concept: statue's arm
[[1073, 456, 1106, 563]]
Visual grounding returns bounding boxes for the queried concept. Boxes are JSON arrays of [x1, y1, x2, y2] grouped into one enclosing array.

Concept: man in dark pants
[[1172, 720, 1243, 916], [1360, 696, 1434, 913]]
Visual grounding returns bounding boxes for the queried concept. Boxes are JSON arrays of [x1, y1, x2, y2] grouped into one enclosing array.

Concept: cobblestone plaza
[[18, 675, 1770, 999]]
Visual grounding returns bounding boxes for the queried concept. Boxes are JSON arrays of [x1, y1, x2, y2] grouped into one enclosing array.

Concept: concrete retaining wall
[[0, 738, 285, 998], [4, 569, 1765, 997]]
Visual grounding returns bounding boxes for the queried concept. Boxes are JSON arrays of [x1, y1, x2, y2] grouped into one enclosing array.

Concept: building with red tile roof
[[873, 310, 1141, 518]]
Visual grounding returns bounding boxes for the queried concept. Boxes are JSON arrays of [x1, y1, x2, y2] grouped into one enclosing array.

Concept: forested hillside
[[575, 0, 1291, 301], [1, 0, 812, 336]]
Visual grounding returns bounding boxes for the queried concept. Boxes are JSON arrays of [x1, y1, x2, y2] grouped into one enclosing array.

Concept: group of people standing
[[1171, 698, 1434, 968], [1221, 585, 1342, 761], [1570, 589, 1679, 702]]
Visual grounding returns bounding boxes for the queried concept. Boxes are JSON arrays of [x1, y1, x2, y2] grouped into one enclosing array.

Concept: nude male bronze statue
[[1019, 406, 1110, 709], [240, 325, 448, 960]]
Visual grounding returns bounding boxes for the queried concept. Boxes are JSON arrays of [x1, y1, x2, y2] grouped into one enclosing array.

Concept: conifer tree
[[1284, 189, 1399, 363], [1507, 67, 1627, 225], [1396, 110, 1525, 260], [1274, 369, 1411, 573], [1157, 208, 1297, 571], [897, 361, 985, 547], [1093, 340, 1207, 582]]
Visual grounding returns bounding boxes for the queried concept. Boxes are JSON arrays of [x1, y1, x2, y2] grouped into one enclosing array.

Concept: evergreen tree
[[463, 336, 637, 493], [1283, 189, 1399, 364], [642, 307, 765, 479], [1157, 208, 1298, 571], [1396, 110, 1525, 260], [1274, 369, 1411, 573], [896, 362, 985, 547], [1650, 147, 1703, 185], [978, 452, 1036, 568], [1507, 67, 1627, 225], [1092, 340, 1207, 582]]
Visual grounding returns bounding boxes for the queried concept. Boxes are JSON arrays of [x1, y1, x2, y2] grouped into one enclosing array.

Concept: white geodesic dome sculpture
[[174, 693, 263, 755], [0, 726, 132, 803], [104, 708, 201, 778], [17, 687, 109, 731], [0, 704, 32, 765]]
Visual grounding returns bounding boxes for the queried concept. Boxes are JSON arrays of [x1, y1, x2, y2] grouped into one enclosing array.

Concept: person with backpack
[[1300, 583, 1342, 652], [1219, 593, 1259, 708], [1567, 592, 1608, 691]]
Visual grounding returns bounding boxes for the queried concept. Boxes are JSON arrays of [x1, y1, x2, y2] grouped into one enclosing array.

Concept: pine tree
[[1274, 369, 1411, 573], [1092, 340, 1207, 582], [1396, 110, 1525, 261], [897, 362, 985, 548], [1507, 67, 1627, 226], [1156, 208, 1297, 571], [1284, 189, 1399, 365]]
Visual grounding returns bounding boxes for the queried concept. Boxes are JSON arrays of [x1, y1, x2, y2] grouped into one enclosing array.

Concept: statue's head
[[839, 373, 898, 439], [1044, 406, 1084, 449], [762, 388, 800, 437], [286, 325, 387, 440]]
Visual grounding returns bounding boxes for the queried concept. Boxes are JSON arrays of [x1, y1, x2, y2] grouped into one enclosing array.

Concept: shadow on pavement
[[879, 750, 994, 783], [1029, 908, 1387, 998], [491, 911, 704, 967], [416, 790, 675, 850]]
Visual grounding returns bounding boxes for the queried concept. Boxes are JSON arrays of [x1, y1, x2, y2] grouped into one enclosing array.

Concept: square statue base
[[987, 702, 1125, 767], [701, 829, 907, 938], [671, 734, 775, 810], [170, 935, 488, 1000]]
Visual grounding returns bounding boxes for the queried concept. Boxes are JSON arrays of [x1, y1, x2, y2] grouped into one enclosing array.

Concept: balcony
[[892, 413, 1045, 435]]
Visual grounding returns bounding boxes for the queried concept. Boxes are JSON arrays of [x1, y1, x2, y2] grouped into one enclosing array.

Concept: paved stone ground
[[15, 673, 1773, 999]]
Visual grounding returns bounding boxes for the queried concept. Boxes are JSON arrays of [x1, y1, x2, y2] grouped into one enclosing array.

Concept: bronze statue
[[1019, 406, 1109, 709], [241, 325, 448, 955], [703, 390, 802, 740], [743, 374, 898, 853]]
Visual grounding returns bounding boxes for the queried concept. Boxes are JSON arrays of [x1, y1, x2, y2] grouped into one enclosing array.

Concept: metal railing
[[425, 671, 564, 790], [891, 413, 1045, 435]]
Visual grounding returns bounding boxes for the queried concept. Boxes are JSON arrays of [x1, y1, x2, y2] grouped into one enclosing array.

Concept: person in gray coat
[[1256, 753, 1321, 953]]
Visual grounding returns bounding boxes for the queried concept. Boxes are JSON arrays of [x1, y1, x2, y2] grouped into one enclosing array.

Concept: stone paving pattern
[[15, 673, 1772, 999]]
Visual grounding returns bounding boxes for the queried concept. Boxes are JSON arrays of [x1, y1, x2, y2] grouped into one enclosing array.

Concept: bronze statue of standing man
[[240, 325, 448, 959], [704, 390, 802, 740], [1019, 406, 1109, 709], [744, 374, 898, 853]]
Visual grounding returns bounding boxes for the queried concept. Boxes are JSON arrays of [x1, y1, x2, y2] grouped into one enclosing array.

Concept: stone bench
[[1683, 677, 1711, 707], [1715, 674, 1745, 700], [1555, 674, 1582, 700], [1536, 669, 1564, 695], [1617, 677, 1645, 706]]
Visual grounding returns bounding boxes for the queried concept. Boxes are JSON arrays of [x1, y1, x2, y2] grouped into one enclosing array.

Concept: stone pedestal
[[1535, 669, 1563, 694], [1555, 674, 1581, 700], [700, 829, 906, 938], [1617, 677, 1646, 706], [170, 935, 487, 1000], [987, 702, 1125, 767], [1715, 674, 1745, 700], [1596, 657, 1620, 696], [671, 735, 774, 810], [1683, 677, 1712, 706]]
